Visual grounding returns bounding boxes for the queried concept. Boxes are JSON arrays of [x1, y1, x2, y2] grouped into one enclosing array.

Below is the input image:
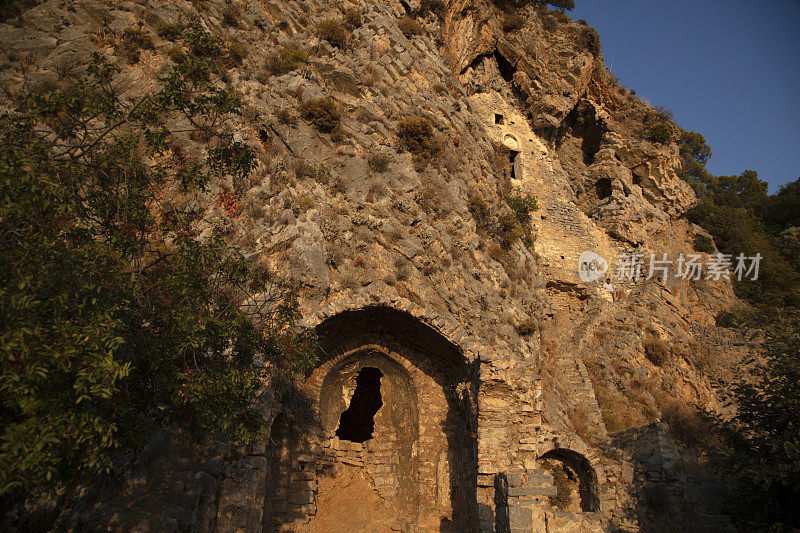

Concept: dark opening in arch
[[540, 449, 599, 512], [335, 367, 383, 443], [509, 149, 520, 181]]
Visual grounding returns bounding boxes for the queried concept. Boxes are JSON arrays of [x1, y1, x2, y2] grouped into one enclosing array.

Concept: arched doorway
[[284, 306, 479, 532], [539, 448, 599, 513]]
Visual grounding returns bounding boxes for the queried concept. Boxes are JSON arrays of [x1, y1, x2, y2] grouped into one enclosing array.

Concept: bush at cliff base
[[0, 49, 316, 498], [712, 316, 800, 529]]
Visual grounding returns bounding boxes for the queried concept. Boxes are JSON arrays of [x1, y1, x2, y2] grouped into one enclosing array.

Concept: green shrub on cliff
[[300, 97, 341, 133], [396, 115, 440, 158], [506, 192, 537, 246], [118, 26, 154, 64], [546, 0, 575, 9], [398, 17, 424, 38], [646, 123, 671, 144], [0, 53, 316, 497], [495, 0, 574, 11], [266, 46, 308, 76], [693, 234, 715, 253], [316, 19, 348, 48]]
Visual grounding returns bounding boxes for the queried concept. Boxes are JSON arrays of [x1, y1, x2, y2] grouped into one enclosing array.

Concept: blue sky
[[570, 0, 800, 192]]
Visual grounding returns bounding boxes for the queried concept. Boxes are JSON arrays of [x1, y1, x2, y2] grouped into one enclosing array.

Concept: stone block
[[290, 491, 315, 505], [216, 504, 262, 533], [509, 485, 557, 497], [192, 471, 217, 496], [291, 478, 317, 491], [477, 473, 495, 487], [508, 506, 533, 528], [526, 473, 555, 486], [249, 441, 266, 455], [505, 472, 524, 487]]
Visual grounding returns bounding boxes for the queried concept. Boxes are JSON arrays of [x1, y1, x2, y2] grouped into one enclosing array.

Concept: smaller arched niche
[[503, 133, 520, 151], [502, 134, 522, 182], [539, 449, 600, 513]]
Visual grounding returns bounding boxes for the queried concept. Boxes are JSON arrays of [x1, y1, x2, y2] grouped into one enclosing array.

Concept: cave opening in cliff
[[595, 178, 612, 199], [493, 51, 515, 83], [335, 367, 383, 443], [562, 100, 606, 165]]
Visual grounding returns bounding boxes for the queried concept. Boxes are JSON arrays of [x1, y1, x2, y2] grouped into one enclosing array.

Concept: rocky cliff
[[0, 0, 752, 531]]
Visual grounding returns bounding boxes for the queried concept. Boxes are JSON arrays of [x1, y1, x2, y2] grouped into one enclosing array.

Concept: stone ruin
[[267, 306, 477, 531], [248, 302, 734, 532]]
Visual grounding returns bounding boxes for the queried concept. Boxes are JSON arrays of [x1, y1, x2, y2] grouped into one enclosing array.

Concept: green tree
[[762, 178, 800, 230], [545, 0, 574, 10], [680, 135, 800, 307], [689, 201, 800, 306], [700, 170, 768, 209], [494, 0, 574, 12], [0, 47, 316, 498], [678, 128, 712, 188], [779, 226, 800, 271]]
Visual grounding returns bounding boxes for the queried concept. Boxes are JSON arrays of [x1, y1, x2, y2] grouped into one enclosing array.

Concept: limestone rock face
[[447, 0, 696, 246], [0, 0, 746, 532]]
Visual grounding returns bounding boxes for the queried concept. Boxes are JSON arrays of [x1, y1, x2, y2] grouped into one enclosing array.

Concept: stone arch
[[503, 133, 520, 151], [302, 300, 481, 361], [305, 306, 478, 531], [501, 135, 522, 182], [539, 448, 600, 513]]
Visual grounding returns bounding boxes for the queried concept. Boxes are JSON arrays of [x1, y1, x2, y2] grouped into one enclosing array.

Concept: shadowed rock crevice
[[494, 50, 516, 83]]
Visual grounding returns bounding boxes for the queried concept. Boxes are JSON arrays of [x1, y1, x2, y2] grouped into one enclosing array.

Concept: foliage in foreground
[[711, 316, 800, 530], [0, 43, 316, 497]]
